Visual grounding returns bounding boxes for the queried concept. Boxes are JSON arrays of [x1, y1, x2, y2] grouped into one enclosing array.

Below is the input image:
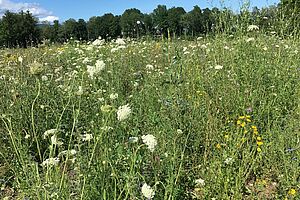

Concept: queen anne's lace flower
[[141, 183, 155, 199], [117, 104, 131, 121], [142, 134, 157, 152]]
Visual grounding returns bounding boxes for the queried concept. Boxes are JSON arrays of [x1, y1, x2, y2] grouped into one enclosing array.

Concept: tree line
[[0, 1, 299, 48]]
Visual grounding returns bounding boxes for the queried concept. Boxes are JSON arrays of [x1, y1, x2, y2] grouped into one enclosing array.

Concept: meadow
[[0, 32, 300, 199]]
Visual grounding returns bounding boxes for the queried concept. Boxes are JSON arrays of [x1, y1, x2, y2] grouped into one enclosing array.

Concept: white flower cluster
[[87, 60, 105, 79], [117, 104, 131, 121], [141, 183, 155, 199], [41, 157, 60, 167], [247, 25, 259, 32], [142, 134, 157, 152]]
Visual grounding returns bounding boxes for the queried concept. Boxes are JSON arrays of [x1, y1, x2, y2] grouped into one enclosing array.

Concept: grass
[[0, 32, 300, 199]]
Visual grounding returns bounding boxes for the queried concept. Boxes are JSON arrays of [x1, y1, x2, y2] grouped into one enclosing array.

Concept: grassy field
[[0, 33, 300, 199]]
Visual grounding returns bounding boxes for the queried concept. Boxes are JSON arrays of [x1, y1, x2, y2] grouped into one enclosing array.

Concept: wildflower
[[216, 143, 221, 149], [115, 38, 126, 45], [247, 25, 259, 31], [146, 64, 154, 70], [257, 141, 263, 146], [109, 93, 118, 100], [87, 60, 105, 79], [41, 157, 60, 167], [82, 134, 93, 141], [18, 56, 23, 63], [29, 61, 43, 75], [43, 129, 58, 139], [100, 126, 113, 131], [51, 135, 63, 146], [288, 188, 297, 196], [128, 136, 139, 143], [101, 105, 113, 113], [214, 65, 223, 70], [142, 134, 157, 152], [92, 37, 104, 46], [117, 104, 131, 121], [177, 129, 183, 134], [95, 60, 105, 71], [76, 86, 83, 96], [141, 183, 155, 199], [246, 37, 255, 43], [257, 147, 262, 152], [70, 149, 77, 155], [224, 157, 234, 165], [195, 178, 205, 186], [41, 75, 48, 81]]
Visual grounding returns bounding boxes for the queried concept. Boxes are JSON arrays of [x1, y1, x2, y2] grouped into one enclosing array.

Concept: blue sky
[[0, 0, 280, 22]]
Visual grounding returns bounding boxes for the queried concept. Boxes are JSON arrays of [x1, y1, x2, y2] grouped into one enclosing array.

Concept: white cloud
[[0, 0, 59, 22], [39, 15, 59, 22]]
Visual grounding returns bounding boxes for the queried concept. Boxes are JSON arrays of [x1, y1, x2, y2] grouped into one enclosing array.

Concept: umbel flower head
[[142, 134, 157, 152], [141, 183, 155, 199], [117, 104, 131, 121], [29, 61, 43, 75]]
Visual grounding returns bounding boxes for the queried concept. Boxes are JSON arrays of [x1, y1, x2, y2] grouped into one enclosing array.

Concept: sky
[[0, 0, 280, 23]]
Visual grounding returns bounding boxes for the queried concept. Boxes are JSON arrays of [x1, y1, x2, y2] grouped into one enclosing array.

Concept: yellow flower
[[224, 135, 229, 139], [237, 120, 241, 125], [238, 116, 245, 120], [216, 143, 221, 149], [240, 122, 246, 127], [257, 141, 263, 146], [257, 136, 262, 141], [257, 147, 262, 152], [288, 188, 297, 196]]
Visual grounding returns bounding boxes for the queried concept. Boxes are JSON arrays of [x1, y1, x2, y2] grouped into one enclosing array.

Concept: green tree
[[120, 8, 144, 37], [167, 7, 186, 36], [152, 5, 168, 35], [0, 10, 39, 47]]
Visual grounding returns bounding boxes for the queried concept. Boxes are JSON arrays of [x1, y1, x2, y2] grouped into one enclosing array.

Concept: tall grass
[[1, 3, 300, 199]]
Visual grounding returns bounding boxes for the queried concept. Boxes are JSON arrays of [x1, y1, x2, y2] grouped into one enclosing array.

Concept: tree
[[77, 19, 88, 40], [120, 8, 144, 37], [152, 5, 168, 35], [167, 7, 186, 36], [0, 10, 39, 47]]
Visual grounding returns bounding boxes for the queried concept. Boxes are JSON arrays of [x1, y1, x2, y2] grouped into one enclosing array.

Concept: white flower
[[95, 60, 105, 71], [92, 37, 105, 46], [43, 129, 58, 139], [76, 86, 83, 96], [70, 149, 77, 155], [146, 64, 154, 70], [115, 38, 126, 45], [224, 157, 234, 165], [141, 183, 155, 199], [247, 25, 259, 32], [195, 178, 205, 186], [100, 126, 113, 131], [142, 134, 157, 152], [110, 93, 118, 100], [41, 157, 60, 167], [177, 129, 183, 134], [117, 104, 131, 121], [246, 37, 255, 43], [18, 56, 23, 63], [41, 75, 48, 81], [128, 137, 139, 143], [82, 134, 93, 141], [214, 65, 223, 70], [51, 135, 63, 146], [87, 60, 105, 79]]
